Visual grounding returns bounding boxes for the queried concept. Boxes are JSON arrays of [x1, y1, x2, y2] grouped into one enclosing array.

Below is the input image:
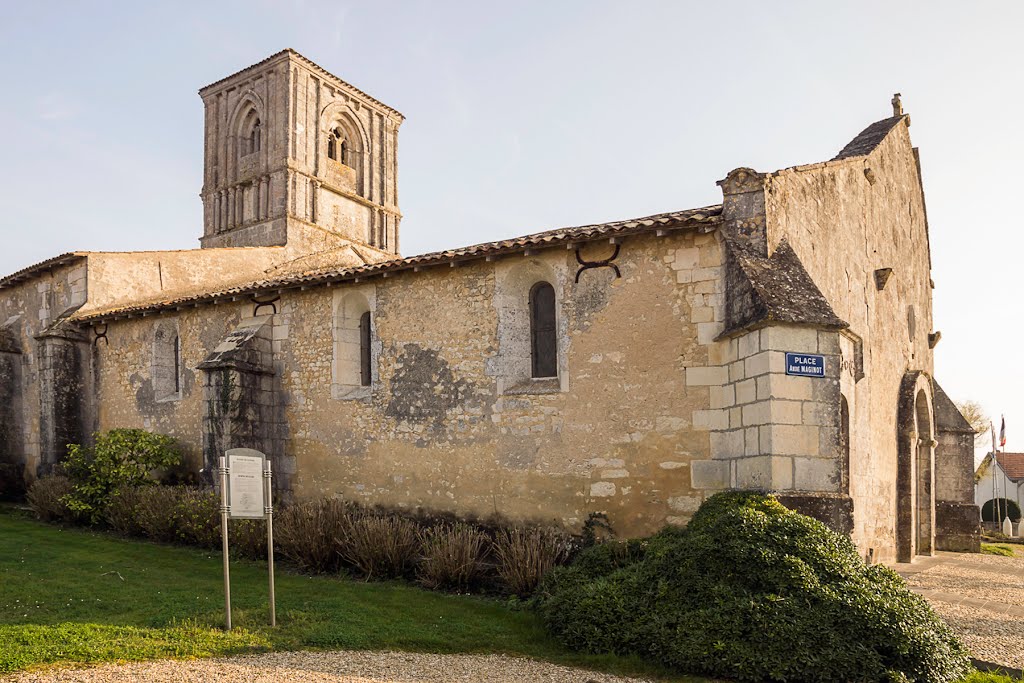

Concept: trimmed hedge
[[534, 492, 972, 683]]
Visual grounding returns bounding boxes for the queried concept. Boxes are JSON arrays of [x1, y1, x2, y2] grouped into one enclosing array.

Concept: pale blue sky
[[1, 1, 1021, 455]]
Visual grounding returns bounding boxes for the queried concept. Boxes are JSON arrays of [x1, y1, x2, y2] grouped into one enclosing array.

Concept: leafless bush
[[417, 522, 489, 591], [26, 475, 78, 524], [493, 526, 576, 596], [105, 486, 146, 536], [231, 517, 268, 559], [172, 487, 220, 548], [339, 513, 420, 580], [276, 498, 357, 573], [134, 485, 183, 543]]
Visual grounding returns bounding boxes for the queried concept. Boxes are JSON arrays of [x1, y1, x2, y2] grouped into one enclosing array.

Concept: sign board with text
[[227, 450, 266, 519], [785, 352, 825, 378]]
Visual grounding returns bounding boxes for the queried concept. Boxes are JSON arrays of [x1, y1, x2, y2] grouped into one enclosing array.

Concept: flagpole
[[991, 422, 998, 530], [999, 416, 1006, 528]]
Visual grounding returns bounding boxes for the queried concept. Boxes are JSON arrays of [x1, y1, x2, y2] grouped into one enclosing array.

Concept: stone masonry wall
[[698, 325, 843, 494], [90, 230, 727, 537], [0, 261, 89, 482], [763, 119, 935, 561]]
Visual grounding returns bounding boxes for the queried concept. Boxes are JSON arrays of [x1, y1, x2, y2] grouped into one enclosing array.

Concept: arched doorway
[[896, 373, 935, 562], [914, 390, 934, 555]]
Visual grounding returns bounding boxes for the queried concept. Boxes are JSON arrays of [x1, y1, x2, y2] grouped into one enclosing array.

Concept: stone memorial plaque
[[228, 451, 265, 519]]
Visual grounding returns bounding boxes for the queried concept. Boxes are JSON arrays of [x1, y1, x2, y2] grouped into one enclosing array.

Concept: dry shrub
[[340, 513, 420, 580], [172, 487, 220, 548], [231, 518, 268, 559], [493, 526, 576, 596], [276, 498, 356, 573], [417, 522, 489, 591], [105, 486, 147, 536], [26, 476, 78, 524], [134, 485, 183, 543]]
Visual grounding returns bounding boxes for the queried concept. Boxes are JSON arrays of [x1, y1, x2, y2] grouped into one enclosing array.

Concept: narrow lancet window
[[173, 335, 181, 394], [328, 127, 345, 162], [359, 311, 372, 386], [530, 281, 557, 378], [249, 119, 261, 154]]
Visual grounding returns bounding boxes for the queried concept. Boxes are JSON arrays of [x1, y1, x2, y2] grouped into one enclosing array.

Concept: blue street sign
[[785, 352, 825, 378]]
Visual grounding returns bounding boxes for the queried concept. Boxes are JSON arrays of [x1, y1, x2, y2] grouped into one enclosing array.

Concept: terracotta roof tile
[[0, 253, 86, 291], [996, 452, 1024, 482], [74, 205, 722, 322]]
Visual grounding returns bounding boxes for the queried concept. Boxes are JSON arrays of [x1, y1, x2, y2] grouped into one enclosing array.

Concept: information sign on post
[[219, 448, 276, 631]]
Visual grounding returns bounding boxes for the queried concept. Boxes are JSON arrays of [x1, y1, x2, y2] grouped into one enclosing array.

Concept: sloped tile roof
[[996, 452, 1024, 482], [0, 252, 86, 291], [833, 115, 905, 160], [74, 205, 722, 322]]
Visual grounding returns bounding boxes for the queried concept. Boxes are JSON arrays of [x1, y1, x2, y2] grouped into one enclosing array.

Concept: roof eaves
[[74, 206, 722, 323], [199, 48, 404, 120], [0, 253, 87, 291]]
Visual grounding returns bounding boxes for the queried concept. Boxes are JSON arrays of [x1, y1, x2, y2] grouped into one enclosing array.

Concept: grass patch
[[0, 507, 692, 679], [981, 543, 1019, 557], [964, 672, 1024, 682]]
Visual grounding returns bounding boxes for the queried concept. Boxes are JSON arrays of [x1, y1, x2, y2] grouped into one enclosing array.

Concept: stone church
[[0, 49, 978, 562]]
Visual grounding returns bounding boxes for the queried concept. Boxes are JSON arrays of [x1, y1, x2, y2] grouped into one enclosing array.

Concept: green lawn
[[0, 507, 691, 678], [1, 509, 1017, 683]]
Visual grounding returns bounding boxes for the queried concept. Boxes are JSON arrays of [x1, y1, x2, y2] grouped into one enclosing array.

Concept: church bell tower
[[198, 49, 403, 256]]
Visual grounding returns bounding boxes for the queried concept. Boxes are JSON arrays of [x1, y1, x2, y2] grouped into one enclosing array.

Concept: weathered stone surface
[[0, 55, 974, 560], [775, 492, 854, 536], [935, 501, 981, 552]]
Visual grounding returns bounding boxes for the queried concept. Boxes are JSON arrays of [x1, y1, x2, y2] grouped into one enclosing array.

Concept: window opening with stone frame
[[152, 321, 183, 402], [327, 127, 347, 165], [530, 281, 557, 378], [173, 335, 181, 394], [248, 119, 261, 155], [332, 289, 375, 399], [239, 108, 262, 158], [359, 311, 371, 387]]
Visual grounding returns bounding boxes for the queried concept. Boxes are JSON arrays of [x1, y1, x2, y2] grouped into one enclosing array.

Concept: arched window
[[236, 107, 261, 160], [359, 311, 372, 387], [152, 321, 183, 402], [249, 119, 261, 154], [328, 127, 345, 163], [333, 289, 375, 399], [530, 281, 557, 378]]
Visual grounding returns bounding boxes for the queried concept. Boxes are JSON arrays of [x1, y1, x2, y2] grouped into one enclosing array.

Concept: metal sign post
[[264, 459, 276, 627], [218, 456, 232, 631], [219, 449, 277, 631]]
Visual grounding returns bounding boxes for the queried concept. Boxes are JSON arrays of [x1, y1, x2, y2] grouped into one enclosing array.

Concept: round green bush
[[534, 492, 971, 683]]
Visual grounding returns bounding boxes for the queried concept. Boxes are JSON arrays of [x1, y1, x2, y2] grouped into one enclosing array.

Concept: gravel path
[[901, 550, 1024, 669], [0, 651, 657, 683], [928, 602, 1024, 670], [905, 562, 1024, 607]]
